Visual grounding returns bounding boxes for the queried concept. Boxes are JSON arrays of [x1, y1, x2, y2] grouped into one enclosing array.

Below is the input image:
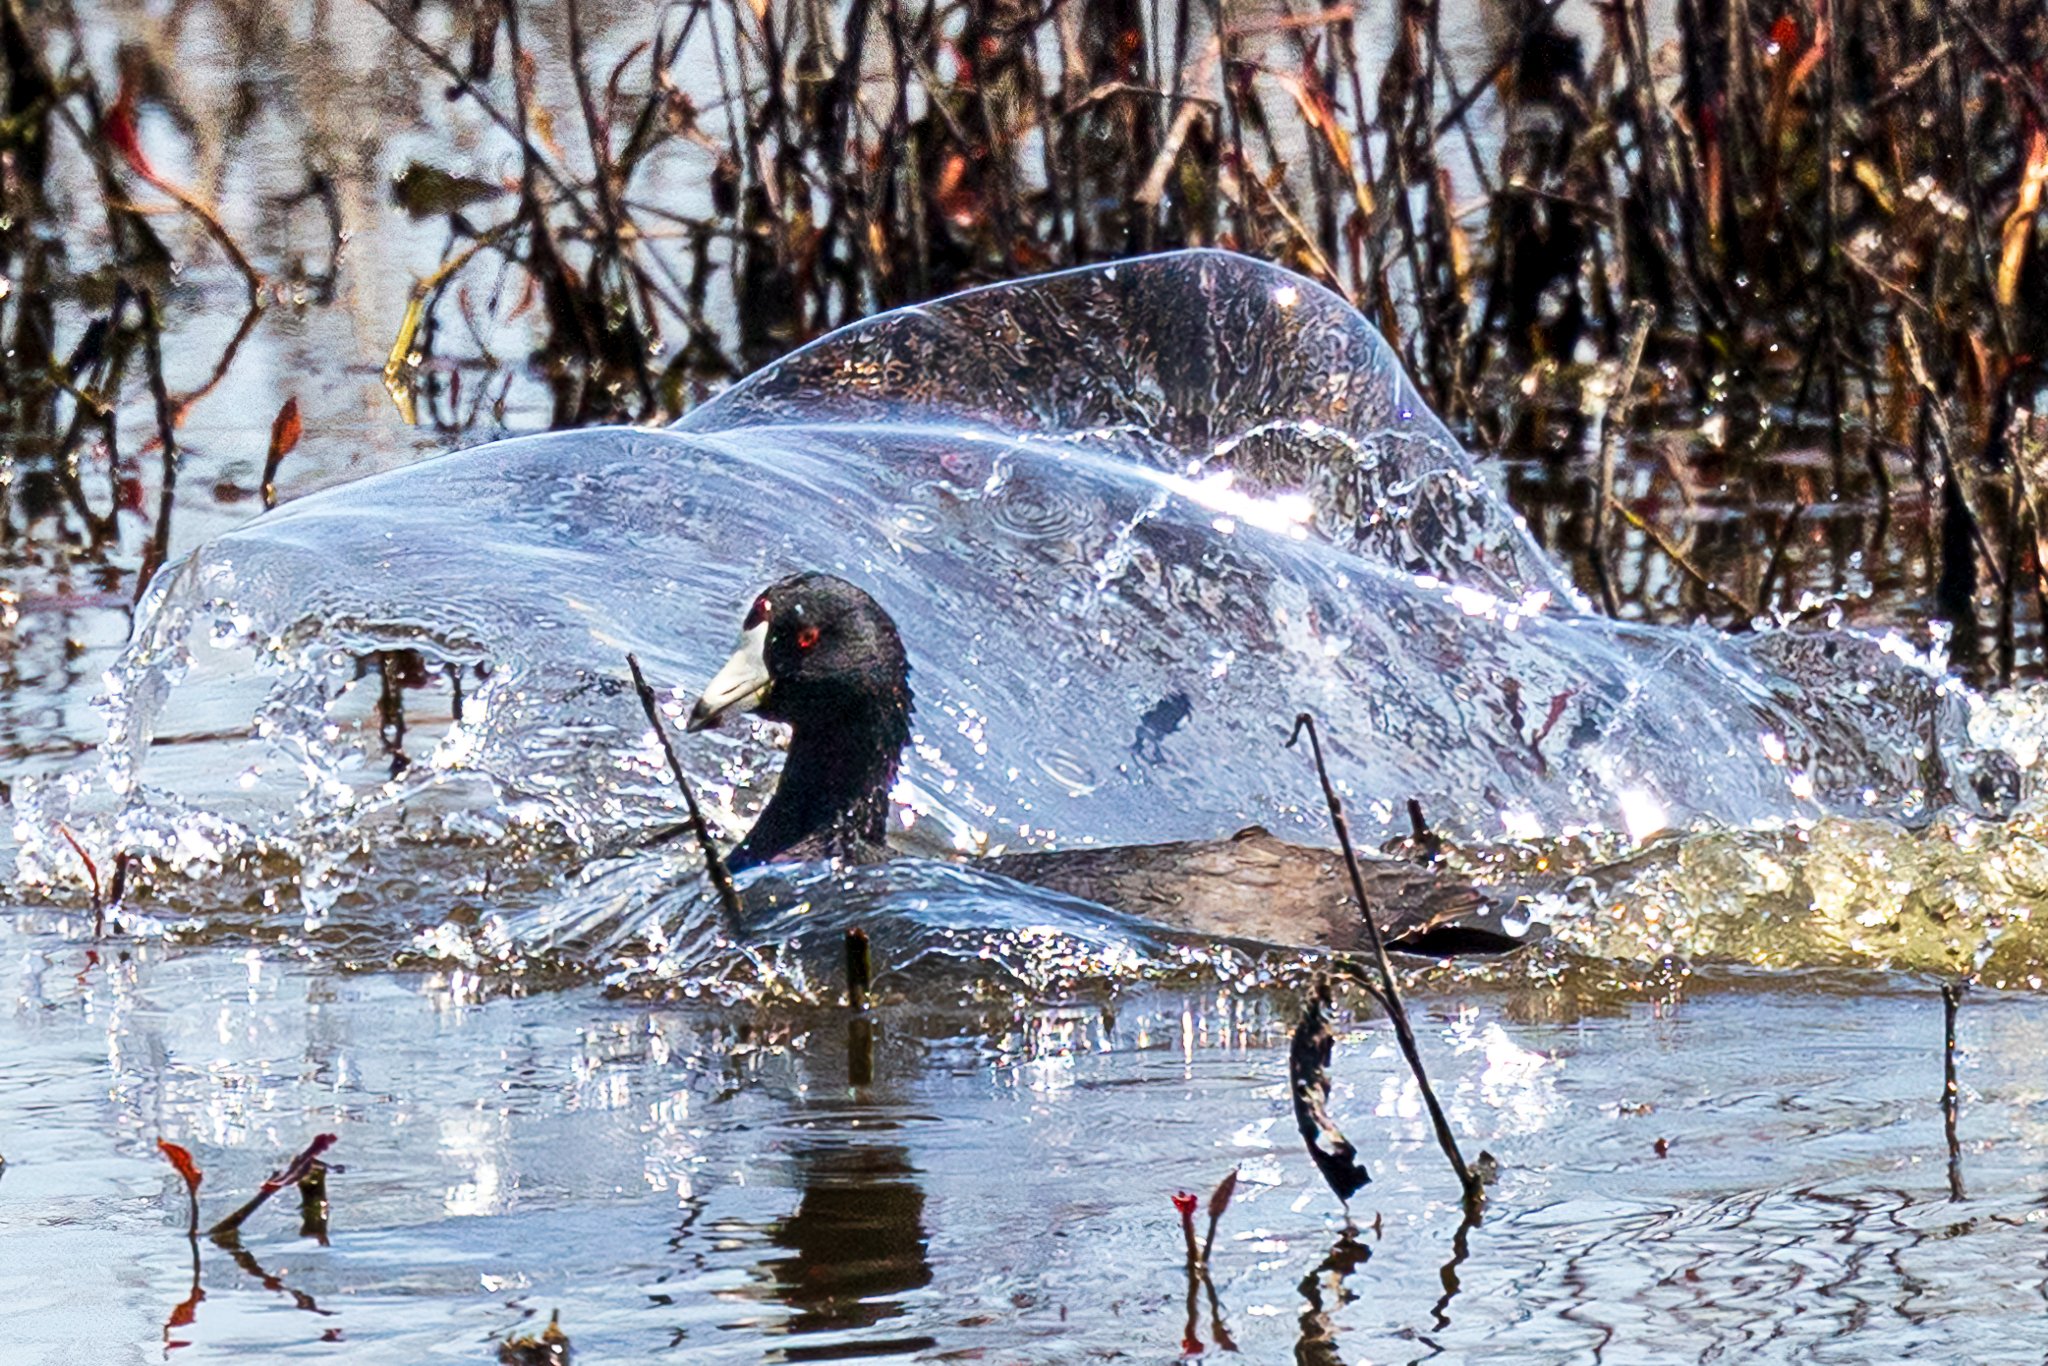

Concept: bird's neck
[[730, 692, 910, 871]]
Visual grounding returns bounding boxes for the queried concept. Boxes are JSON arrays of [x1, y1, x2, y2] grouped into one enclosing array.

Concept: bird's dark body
[[986, 827, 1531, 955]]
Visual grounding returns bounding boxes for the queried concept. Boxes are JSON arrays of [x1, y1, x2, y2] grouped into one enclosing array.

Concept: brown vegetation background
[[2, 0, 2045, 680]]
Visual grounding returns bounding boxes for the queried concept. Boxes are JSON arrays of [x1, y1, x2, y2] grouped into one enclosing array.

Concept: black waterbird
[[687, 573, 1535, 955]]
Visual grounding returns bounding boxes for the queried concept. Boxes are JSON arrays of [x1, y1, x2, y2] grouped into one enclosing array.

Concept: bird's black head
[[686, 572, 910, 733], [685, 573, 912, 870]]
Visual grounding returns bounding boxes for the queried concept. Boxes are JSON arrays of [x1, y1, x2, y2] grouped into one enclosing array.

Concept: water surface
[[8, 909, 2044, 1363]]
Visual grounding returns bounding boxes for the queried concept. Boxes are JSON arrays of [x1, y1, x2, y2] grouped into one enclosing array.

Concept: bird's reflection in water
[[760, 1140, 937, 1362]]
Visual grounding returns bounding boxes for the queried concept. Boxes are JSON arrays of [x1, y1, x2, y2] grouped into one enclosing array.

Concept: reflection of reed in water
[[758, 1142, 937, 1355], [1294, 1231, 1370, 1366]]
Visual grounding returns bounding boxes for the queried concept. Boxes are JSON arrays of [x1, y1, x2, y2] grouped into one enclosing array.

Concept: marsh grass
[[1, 0, 2045, 672]]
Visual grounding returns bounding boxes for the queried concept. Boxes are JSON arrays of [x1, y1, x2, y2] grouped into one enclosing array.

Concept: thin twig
[[57, 93, 266, 301], [1942, 980, 1965, 1203], [625, 653, 743, 925], [1752, 503, 1807, 622], [1288, 712, 1484, 1214]]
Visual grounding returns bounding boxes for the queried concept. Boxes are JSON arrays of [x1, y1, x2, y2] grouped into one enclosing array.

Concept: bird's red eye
[[744, 595, 770, 628], [796, 624, 821, 650]]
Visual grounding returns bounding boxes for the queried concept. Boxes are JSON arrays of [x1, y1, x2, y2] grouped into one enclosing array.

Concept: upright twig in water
[[1288, 713, 1486, 1214], [1942, 980, 1966, 1202], [98, 851, 133, 939], [844, 927, 872, 1010], [376, 652, 412, 777], [297, 1157, 331, 1244], [136, 288, 179, 604], [625, 653, 743, 926], [844, 926, 875, 1086], [1405, 798, 1444, 866], [56, 823, 102, 931]]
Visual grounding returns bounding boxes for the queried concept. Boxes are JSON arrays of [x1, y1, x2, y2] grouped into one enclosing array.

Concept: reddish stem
[[207, 1133, 337, 1241], [1172, 1190, 1199, 1267]]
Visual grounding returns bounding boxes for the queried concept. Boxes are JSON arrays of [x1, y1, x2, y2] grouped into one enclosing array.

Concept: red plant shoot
[[158, 1139, 203, 1238], [56, 823, 100, 905], [1172, 1190, 1199, 1267]]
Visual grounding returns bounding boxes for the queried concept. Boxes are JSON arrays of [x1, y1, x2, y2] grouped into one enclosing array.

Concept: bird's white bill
[[686, 622, 771, 731]]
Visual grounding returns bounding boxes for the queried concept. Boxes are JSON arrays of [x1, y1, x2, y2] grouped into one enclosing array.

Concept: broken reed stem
[[1199, 1167, 1238, 1265], [842, 909, 877, 1086], [625, 653, 743, 926], [1405, 798, 1444, 865], [844, 927, 871, 1011], [1175, 1170, 1239, 1277], [106, 851, 131, 912], [1288, 712, 1483, 1214], [1942, 980, 1965, 1203], [207, 1132, 336, 1242], [1290, 976, 1373, 1205], [297, 1159, 330, 1243]]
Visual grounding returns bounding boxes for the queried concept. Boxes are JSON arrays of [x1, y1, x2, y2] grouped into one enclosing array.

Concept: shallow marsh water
[[8, 4, 2048, 1365], [9, 910, 2048, 1363]]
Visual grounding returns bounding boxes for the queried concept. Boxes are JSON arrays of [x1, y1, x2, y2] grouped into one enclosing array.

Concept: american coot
[[686, 573, 1534, 955]]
